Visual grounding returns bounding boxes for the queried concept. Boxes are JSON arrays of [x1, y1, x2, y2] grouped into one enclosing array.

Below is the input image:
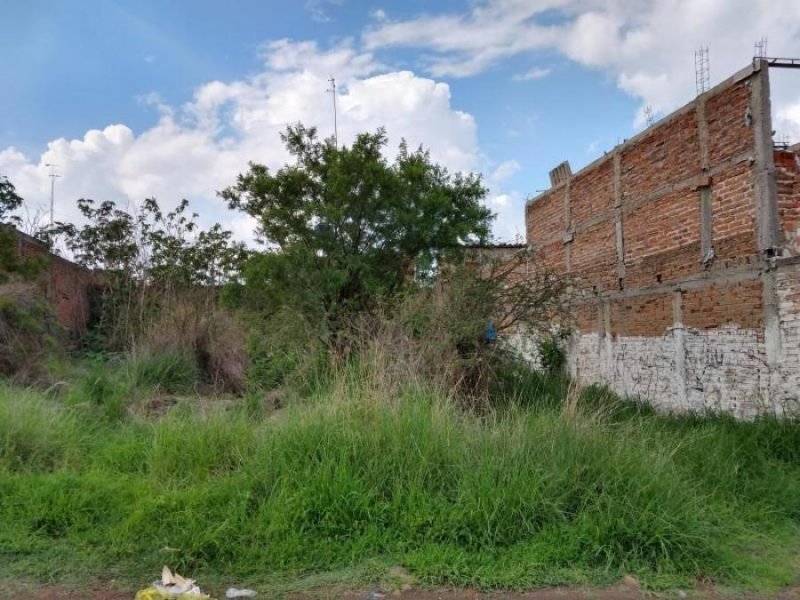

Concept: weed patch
[[0, 377, 798, 591]]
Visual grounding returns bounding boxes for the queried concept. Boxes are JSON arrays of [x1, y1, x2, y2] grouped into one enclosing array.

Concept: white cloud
[[364, 0, 800, 130], [512, 67, 551, 82], [487, 191, 526, 243], [304, 0, 343, 23], [0, 40, 483, 243], [370, 9, 388, 23], [490, 159, 520, 185]]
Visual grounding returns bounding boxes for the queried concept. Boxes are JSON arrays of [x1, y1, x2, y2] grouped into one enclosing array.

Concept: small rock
[[622, 575, 641, 589], [226, 588, 257, 598]]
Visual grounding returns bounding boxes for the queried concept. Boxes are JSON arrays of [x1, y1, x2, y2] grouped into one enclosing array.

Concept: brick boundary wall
[[15, 230, 94, 334], [523, 59, 800, 418]]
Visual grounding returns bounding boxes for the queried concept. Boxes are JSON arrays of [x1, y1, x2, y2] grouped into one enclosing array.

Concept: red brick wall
[[526, 65, 765, 339], [571, 220, 616, 290], [775, 149, 800, 255], [570, 158, 614, 228], [526, 186, 565, 244], [17, 231, 92, 333], [610, 294, 674, 337], [711, 163, 758, 267], [620, 110, 701, 200], [682, 280, 764, 330]]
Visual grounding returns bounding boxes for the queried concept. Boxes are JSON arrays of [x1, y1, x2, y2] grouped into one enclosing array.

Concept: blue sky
[[3, 0, 800, 242]]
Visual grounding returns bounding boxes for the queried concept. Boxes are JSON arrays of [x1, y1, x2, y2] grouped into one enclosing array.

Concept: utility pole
[[327, 76, 338, 147], [44, 163, 61, 226]]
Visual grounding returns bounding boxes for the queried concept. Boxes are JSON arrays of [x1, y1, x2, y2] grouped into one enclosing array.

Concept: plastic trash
[[225, 589, 257, 598], [134, 567, 214, 599]]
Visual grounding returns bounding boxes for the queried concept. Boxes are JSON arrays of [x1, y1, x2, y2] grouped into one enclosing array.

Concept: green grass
[[0, 369, 798, 593]]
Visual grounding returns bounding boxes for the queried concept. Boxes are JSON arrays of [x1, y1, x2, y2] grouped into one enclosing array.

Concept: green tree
[[53, 197, 247, 349], [0, 176, 23, 225], [221, 124, 493, 328], [0, 175, 47, 281]]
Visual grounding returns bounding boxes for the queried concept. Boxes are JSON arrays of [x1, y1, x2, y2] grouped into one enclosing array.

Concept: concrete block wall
[[524, 60, 800, 417]]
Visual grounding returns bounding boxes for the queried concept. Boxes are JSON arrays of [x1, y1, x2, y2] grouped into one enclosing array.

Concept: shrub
[[0, 282, 65, 383], [536, 328, 570, 376], [128, 349, 199, 394], [141, 298, 247, 394]]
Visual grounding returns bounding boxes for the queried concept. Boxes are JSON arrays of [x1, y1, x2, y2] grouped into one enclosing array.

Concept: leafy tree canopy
[[221, 124, 493, 324], [0, 176, 23, 226]]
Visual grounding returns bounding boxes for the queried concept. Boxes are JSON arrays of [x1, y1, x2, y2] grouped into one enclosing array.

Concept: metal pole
[[44, 163, 60, 226], [50, 175, 55, 225], [328, 77, 338, 147]]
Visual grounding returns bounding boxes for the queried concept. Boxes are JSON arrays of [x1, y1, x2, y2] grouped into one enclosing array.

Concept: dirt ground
[[3, 582, 800, 600]]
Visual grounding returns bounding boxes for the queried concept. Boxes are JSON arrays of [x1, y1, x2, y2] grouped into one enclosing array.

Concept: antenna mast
[[694, 46, 710, 95], [754, 36, 768, 59], [327, 76, 338, 147], [44, 163, 61, 226], [644, 105, 654, 128]]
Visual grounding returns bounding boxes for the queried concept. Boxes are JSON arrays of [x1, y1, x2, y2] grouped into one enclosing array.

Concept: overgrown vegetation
[[0, 373, 799, 591], [0, 126, 798, 594]]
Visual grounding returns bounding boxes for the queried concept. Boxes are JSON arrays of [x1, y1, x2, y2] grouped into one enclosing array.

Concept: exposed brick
[[520, 63, 800, 418], [610, 293, 673, 337], [706, 81, 752, 166], [526, 187, 565, 244], [570, 158, 614, 228], [775, 149, 800, 255], [620, 110, 701, 201], [682, 280, 763, 330], [711, 163, 757, 263], [11, 229, 92, 333], [570, 219, 616, 290]]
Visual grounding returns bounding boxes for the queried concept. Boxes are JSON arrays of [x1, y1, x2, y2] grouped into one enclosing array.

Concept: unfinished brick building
[[524, 59, 800, 417]]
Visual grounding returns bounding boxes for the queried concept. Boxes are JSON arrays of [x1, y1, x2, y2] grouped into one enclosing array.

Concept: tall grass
[[0, 371, 798, 590]]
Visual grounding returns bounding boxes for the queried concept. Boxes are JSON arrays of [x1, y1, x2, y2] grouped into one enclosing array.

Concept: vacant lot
[[1, 368, 799, 595]]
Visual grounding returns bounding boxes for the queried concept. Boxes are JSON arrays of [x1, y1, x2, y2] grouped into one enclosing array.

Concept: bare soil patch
[[3, 581, 799, 600]]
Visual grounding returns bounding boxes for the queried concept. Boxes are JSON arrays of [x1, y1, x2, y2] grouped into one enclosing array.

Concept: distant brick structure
[[524, 59, 800, 417], [14, 230, 94, 333]]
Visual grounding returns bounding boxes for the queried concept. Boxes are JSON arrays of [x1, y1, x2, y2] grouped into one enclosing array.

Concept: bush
[[536, 328, 570, 376], [331, 258, 567, 409], [245, 307, 328, 393], [0, 282, 65, 383], [141, 298, 247, 394], [128, 349, 199, 394]]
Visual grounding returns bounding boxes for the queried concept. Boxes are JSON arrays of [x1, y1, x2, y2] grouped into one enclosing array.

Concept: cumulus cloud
[[0, 40, 483, 242], [364, 0, 800, 129], [512, 67, 551, 82], [487, 191, 526, 242], [490, 159, 521, 185]]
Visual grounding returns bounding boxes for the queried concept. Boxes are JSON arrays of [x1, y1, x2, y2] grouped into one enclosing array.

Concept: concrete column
[[700, 186, 713, 260], [750, 61, 782, 403], [672, 290, 688, 410], [751, 60, 779, 254], [613, 150, 626, 282], [696, 95, 710, 171], [598, 299, 613, 384], [564, 177, 573, 272]]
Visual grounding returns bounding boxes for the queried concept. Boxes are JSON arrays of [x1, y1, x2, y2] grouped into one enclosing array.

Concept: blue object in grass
[[485, 319, 497, 342]]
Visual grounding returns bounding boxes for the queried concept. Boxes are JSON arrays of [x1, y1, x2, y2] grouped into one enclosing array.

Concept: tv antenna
[[44, 163, 61, 226], [326, 76, 338, 147], [694, 46, 710, 95], [644, 105, 654, 127], [755, 36, 768, 59]]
